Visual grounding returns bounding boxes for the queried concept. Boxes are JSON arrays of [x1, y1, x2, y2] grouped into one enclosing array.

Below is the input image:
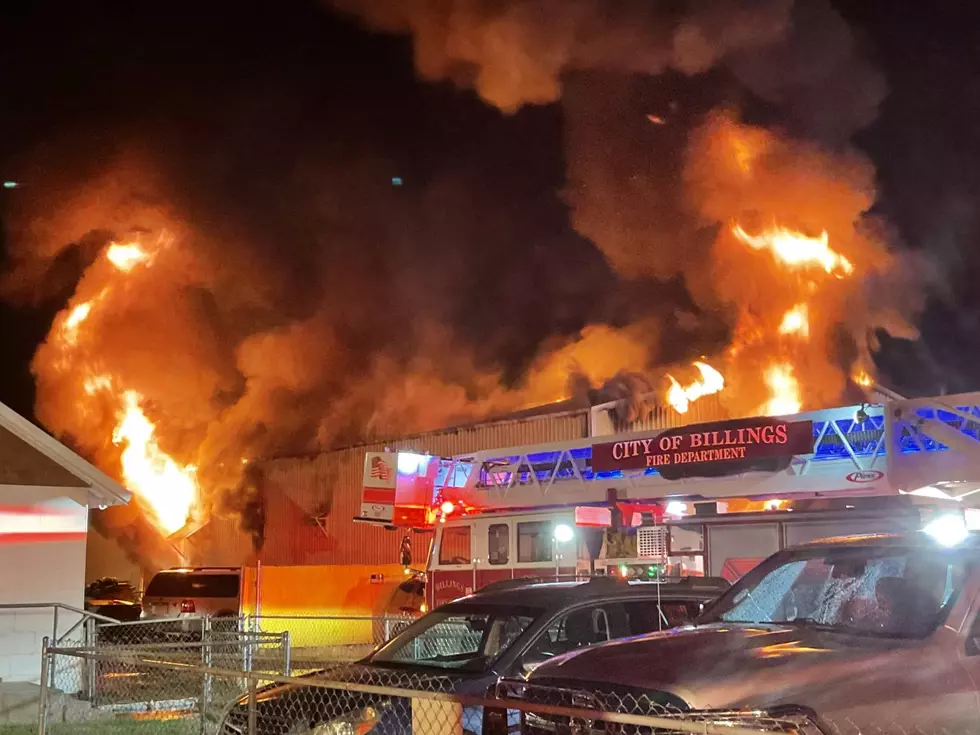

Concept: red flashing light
[[180, 600, 195, 614], [440, 501, 455, 515]]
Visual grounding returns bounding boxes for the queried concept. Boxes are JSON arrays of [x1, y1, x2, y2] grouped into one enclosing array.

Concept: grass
[[0, 718, 196, 734]]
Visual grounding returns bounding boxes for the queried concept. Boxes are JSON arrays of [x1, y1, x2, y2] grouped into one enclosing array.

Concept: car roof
[[440, 576, 728, 613], [793, 531, 980, 551], [152, 567, 241, 576]]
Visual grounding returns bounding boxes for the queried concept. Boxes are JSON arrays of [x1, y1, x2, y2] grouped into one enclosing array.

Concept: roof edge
[[0, 402, 131, 507]]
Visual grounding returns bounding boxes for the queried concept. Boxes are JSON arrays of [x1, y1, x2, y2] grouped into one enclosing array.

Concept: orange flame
[[732, 223, 853, 276], [666, 361, 725, 414], [760, 362, 801, 416], [106, 242, 152, 272], [778, 304, 809, 338], [54, 240, 198, 535], [113, 391, 197, 534], [61, 302, 93, 346], [852, 368, 873, 388]]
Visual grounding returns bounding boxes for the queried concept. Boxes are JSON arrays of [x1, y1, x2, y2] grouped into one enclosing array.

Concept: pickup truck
[[519, 531, 980, 734]]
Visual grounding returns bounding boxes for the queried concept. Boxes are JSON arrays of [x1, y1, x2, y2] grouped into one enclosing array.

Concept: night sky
[[1, 0, 979, 427]]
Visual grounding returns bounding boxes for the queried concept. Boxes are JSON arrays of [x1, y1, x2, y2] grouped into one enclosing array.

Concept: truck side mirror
[[400, 535, 412, 567]]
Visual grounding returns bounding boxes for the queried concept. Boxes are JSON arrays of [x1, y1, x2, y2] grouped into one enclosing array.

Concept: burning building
[[0, 0, 925, 577]]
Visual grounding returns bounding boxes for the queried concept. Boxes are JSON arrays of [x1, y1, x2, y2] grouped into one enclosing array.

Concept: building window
[[488, 524, 509, 565], [439, 526, 471, 565], [517, 521, 553, 563]]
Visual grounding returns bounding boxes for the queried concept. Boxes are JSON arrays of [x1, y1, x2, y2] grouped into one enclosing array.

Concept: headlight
[[307, 705, 382, 735]]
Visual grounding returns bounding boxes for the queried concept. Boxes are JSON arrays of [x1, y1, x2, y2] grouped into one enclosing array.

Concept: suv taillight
[[180, 600, 196, 613]]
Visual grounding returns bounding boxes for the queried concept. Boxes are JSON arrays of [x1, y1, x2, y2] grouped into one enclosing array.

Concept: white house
[[0, 401, 130, 683]]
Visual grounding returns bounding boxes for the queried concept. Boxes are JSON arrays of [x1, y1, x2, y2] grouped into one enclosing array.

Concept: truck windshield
[[700, 545, 971, 639], [369, 607, 541, 672]]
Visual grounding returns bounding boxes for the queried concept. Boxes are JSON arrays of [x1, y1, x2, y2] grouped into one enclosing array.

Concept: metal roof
[[0, 400, 131, 508]]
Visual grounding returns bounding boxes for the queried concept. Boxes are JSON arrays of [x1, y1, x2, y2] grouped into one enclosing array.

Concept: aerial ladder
[[358, 391, 980, 525]]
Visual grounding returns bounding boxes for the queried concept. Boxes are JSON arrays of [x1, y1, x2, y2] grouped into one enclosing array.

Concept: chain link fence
[[37, 645, 816, 735], [246, 615, 416, 670], [14, 614, 977, 735]]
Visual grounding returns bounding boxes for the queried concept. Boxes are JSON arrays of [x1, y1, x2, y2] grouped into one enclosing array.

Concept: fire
[[113, 391, 197, 534], [106, 242, 151, 272], [61, 302, 93, 346], [852, 369, 873, 388], [732, 139, 754, 173], [666, 362, 725, 414], [51, 240, 198, 535], [761, 363, 801, 416], [732, 224, 853, 276], [778, 304, 809, 338]]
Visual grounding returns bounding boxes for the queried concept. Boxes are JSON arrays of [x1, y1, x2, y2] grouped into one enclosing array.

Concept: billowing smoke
[[327, 0, 796, 113], [332, 0, 920, 414], [0, 0, 922, 543]]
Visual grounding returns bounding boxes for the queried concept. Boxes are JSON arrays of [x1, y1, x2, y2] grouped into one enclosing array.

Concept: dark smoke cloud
[[0, 0, 922, 545], [330, 0, 921, 412], [328, 0, 794, 113]]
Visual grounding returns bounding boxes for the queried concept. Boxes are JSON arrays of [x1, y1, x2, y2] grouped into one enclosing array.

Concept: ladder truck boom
[[358, 391, 980, 525]]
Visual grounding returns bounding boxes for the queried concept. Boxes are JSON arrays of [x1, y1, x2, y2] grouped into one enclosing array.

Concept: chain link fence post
[[37, 636, 50, 735], [49, 607, 58, 691], [247, 674, 257, 735], [200, 615, 213, 735], [282, 630, 291, 676]]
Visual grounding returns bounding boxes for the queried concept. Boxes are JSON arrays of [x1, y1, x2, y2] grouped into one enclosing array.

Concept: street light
[[553, 524, 574, 579], [553, 524, 574, 543]]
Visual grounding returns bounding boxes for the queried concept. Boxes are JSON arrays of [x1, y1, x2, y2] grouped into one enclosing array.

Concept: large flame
[[113, 391, 197, 534], [731, 223, 854, 276], [665, 362, 725, 414], [761, 362, 802, 415], [664, 216, 861, 416], [54, 241, 198, 535], [778, 304, 809, 338], [106, 242, 153, 272]]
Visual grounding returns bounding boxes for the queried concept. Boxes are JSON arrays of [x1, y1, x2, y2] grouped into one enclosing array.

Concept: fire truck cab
[[359, 391, 980, 610]]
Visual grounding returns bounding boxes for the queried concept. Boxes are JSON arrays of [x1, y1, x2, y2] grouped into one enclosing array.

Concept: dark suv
[[220, 575, 729, 734]]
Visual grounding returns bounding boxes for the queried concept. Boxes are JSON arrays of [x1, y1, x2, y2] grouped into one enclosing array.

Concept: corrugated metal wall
[[256, 411, 590, 566]]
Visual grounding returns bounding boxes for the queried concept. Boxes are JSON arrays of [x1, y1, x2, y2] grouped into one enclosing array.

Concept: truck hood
[[528, 622, 917, 710]]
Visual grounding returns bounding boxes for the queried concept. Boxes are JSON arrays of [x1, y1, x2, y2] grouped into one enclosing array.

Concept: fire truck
[[358, 392, 980, 609]]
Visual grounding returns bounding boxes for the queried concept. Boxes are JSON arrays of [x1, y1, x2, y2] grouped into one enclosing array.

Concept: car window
[[145, 573, 239, 598], [623, 600, 702, 634], [489, 524, 509, 565], [702, 546, 972, 639], [524, 603, 629, 664], [518, 521, 553, 563], [388, 578, 425, 613], [372, 609, 537, 671], [439, 526, 472, 565]]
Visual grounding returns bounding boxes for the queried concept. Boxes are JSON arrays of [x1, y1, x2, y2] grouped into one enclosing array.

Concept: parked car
[[84, 577, 142, 622], [518, 532, 980, 734], [219, 575, 729, 734], [141, 567, 242, 619]]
